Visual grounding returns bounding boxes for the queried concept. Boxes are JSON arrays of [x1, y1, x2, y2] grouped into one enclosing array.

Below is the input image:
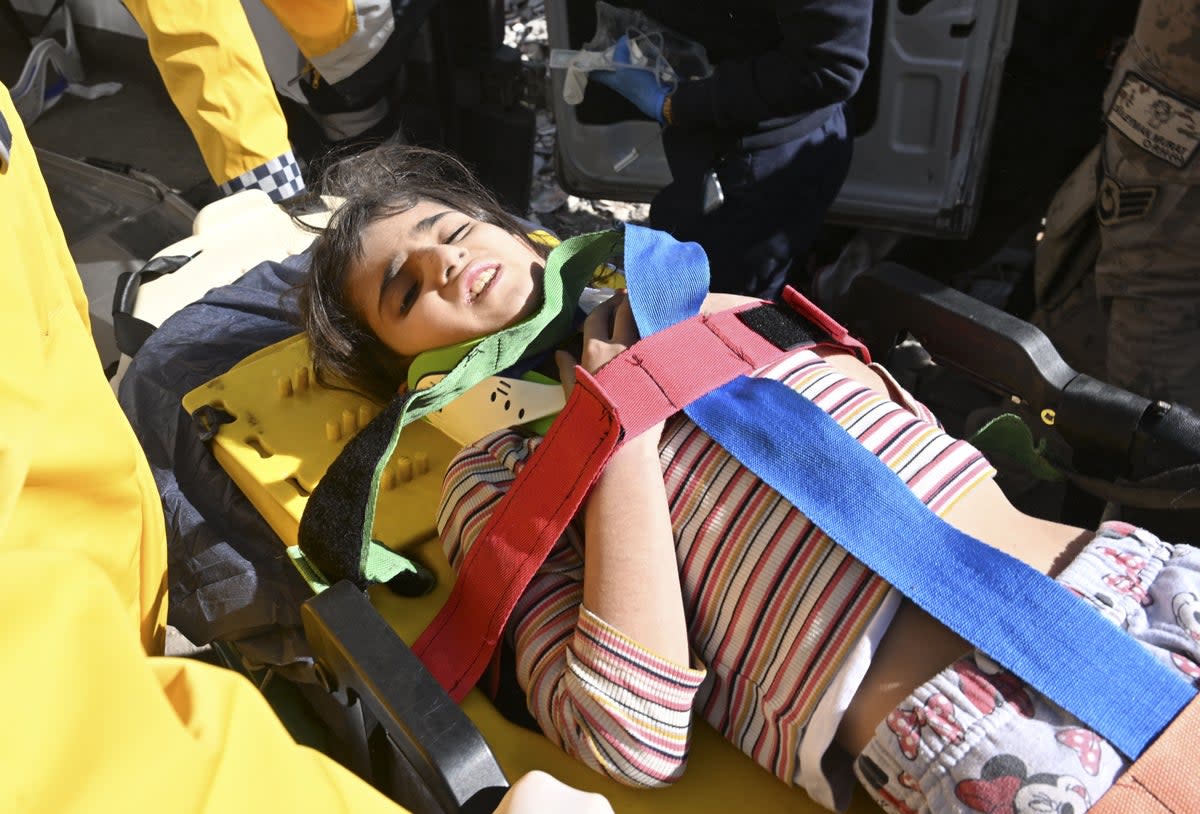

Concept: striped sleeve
[[437, 430, 707, 788], [530, 608, 707, 786]]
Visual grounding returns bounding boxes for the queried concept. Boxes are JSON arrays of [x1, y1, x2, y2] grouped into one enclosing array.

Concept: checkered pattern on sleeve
[[219, 149, 305, 202]]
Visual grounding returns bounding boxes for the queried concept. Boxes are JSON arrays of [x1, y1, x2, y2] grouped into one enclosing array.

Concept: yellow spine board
[[183, 333, 462, 552]]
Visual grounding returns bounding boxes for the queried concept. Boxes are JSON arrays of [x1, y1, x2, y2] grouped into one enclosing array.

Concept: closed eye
[[448, 222, 470, 243], [399, 279, 420, 314]]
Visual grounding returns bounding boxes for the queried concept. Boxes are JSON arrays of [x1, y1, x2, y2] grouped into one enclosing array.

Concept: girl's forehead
[[357, 202, 448, 256], [370, 199, 453, 233]]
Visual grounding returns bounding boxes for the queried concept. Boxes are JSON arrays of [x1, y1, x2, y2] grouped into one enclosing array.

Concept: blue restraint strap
[[622, 225, 1195, 760]]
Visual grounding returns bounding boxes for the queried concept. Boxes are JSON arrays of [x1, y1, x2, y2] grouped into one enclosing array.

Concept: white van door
[[546, 0, 1020, 238]]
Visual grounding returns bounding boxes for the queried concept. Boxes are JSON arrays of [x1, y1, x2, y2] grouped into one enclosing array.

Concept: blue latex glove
[[590, 35, 671, 124]]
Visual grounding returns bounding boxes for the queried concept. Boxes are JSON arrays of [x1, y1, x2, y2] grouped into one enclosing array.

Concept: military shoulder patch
[[1096, 176, 1157, 226], [1106, 72, 1199, 168]]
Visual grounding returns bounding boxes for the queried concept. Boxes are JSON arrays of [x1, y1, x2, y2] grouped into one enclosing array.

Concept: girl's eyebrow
[[410, 209, 451, 235], [378, 210, 454, 312]]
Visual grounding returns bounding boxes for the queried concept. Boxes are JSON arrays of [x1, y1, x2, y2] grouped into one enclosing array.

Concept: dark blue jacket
[[630, 0, 872, 142]]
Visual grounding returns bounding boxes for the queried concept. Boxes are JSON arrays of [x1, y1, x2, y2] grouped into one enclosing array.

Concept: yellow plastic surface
[[185, 334, 883, 814], [184, 333, 460, 552]]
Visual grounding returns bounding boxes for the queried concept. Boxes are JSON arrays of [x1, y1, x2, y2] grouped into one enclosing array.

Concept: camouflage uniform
[[1094, 0, 1200, 411], [1030, 144, 1107, 383]]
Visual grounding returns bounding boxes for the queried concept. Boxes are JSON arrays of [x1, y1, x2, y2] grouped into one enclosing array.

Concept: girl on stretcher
[[296, 144, 1200, 814]]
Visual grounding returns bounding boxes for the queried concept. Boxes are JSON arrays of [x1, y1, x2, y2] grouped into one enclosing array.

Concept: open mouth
[[466, 265, 499, 302]]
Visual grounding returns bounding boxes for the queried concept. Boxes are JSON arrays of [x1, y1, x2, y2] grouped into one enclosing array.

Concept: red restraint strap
[[412, 292, 863, 700]]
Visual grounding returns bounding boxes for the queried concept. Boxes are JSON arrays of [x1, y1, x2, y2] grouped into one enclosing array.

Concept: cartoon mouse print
[[855, 754, 919, 814], [1168, 591, 1200, 678], [1094, 541, 1169, 607], [956, 754, 1090, 814], [1174, 592, 1200, 642], [952, 653, 1034, 718], [885, 692, 963, 760]]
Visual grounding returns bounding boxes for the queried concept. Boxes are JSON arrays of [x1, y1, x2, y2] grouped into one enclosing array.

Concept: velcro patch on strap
[[737, 302, 827, 350], [1106, 72, 1200, 168]]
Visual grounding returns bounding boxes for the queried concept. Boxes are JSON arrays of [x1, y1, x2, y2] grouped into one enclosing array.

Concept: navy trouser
[[650, 103, 853, 300]]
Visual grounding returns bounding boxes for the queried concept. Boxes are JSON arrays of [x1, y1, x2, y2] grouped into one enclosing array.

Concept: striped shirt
[[436, 347, 995, 792]]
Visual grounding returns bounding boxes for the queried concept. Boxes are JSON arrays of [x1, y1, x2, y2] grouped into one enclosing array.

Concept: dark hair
[[295, 144, 551, 404]]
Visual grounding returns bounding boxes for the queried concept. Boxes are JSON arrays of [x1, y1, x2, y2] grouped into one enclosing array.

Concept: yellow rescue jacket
[[0, 83, 407, 814], [122, 0, 399, 189]]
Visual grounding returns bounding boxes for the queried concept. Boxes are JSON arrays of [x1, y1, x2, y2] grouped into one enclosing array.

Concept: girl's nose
[[414, 244, 467, 285]]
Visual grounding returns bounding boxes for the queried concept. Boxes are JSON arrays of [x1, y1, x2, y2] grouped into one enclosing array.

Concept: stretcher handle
[[845, 262, 1075, 414], [844, 262, 1200, 489], [302, 581, 509, 814]]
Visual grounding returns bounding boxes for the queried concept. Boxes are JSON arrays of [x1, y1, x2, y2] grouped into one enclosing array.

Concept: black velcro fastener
[[298, 393, 409, 589], [736, 302, 828, 350], [191, 404, 236, 443]]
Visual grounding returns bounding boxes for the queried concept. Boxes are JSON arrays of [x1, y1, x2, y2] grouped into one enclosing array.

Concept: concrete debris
[[530, 184, 569, 213]]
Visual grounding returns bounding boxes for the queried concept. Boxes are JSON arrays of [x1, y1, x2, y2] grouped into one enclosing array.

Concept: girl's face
[[345, 200, 547, 358]]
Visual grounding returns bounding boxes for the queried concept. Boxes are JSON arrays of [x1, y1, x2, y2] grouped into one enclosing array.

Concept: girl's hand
[[556, 290, 666, 446], [555, 291, 639, 397], [495, 771, 613, 814], [700, 292, 761, 314]]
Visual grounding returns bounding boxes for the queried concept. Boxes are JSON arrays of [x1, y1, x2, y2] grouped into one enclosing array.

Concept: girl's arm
[[438, 293, 706, 788], [559, 292, 690, 664], [439, 432, 705, 788]]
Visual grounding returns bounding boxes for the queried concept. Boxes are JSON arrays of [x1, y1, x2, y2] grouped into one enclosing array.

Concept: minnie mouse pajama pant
[[855, 522, 1200, 814]]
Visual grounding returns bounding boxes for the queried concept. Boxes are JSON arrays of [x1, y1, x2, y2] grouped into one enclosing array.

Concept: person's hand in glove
[[590, 35, 673, 125]]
